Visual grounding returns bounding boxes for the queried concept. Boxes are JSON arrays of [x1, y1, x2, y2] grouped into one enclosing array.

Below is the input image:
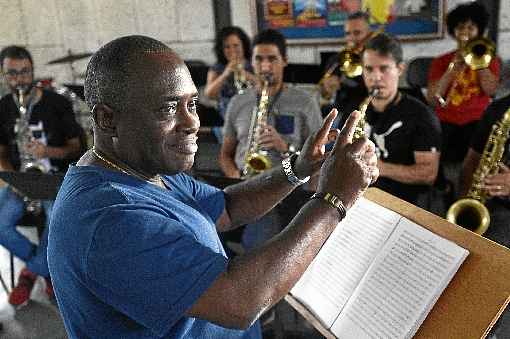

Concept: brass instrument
[[14, 87, 48, 173], [353, 88, 379, 140], [233, 63, 250, 94], [337, 48, 363, 78], [462, 37, 496, 71], [317, 29, 383, 104], [14, 87, 49, 213], [437, 37, 496, 108], [242, 76, 272, 177], [446, 108, 510, 234]]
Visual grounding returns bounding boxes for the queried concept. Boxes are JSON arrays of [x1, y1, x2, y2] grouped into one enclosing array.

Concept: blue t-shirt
[[48, 165, 261, 339]]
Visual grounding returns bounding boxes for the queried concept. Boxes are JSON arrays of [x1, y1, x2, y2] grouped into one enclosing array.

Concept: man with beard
[[0, 46, 82, 306]]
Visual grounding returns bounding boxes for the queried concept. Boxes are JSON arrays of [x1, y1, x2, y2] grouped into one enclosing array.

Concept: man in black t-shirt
[[334, 34, 441, 205], [0, 46, 82, 306]]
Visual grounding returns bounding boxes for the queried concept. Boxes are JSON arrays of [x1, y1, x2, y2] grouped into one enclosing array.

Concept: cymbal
[[47, 52, 93, 65]]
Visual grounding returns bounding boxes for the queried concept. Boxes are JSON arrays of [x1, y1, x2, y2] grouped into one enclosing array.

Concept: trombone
[[436, 37, 496, 107]]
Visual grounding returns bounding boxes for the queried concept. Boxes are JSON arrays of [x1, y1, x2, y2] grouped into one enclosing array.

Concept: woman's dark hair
[[214, 26, 252, 65], [446, 2, 489, 37]]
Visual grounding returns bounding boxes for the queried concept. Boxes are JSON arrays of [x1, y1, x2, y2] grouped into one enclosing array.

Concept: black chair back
[[406, 57, 433, 89]]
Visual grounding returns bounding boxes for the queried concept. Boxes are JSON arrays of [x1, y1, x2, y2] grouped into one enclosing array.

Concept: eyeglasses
[[4, 68, 32, 78]]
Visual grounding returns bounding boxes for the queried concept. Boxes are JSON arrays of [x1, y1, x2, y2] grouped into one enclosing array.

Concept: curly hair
[[446, 2, 489, 37], [213, 26, 252, 65]]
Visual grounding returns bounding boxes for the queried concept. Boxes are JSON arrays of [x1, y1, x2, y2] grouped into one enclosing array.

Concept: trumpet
[[233, 63, 251, 94]]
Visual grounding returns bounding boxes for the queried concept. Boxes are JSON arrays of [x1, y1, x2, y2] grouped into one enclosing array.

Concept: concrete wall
[[1, 0, 216, 85]]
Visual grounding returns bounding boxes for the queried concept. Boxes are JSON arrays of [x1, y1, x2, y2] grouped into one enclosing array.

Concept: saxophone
[[242, 76, 272, 177], [353, 88, 379, 140], [446, 108, 510, 234], [14, 87, 49, 173]]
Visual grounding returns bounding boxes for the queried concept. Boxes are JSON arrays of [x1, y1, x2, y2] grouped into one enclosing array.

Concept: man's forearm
[[0, 158, 14, 171], [46, 138, 81, 160], [219, 156, 241, 178], [379, 161, 437, 185], [188, 199, 341, 328], [223, 164, 297, 230]]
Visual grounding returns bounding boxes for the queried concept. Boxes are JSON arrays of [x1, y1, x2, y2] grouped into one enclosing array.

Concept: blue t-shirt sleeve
[[86, 205, 228, 337], [173, 173, 225, 223]]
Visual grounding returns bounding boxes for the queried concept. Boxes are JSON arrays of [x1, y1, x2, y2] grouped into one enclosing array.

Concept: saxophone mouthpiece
[[260, 74, 273, 84]]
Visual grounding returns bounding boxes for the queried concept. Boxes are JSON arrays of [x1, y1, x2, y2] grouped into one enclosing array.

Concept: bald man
[[48, 35, 378, 339]]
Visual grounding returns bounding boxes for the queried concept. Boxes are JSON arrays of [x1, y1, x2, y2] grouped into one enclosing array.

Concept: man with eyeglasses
[[0, 45, 83, 307]]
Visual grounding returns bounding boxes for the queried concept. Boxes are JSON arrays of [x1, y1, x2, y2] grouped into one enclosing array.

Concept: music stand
[[0, 171, 64, 200]]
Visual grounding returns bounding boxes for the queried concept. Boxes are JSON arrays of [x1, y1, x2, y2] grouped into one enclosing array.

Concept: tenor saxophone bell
[[446, 109, 510, 234], [446, 198, 490, 235]]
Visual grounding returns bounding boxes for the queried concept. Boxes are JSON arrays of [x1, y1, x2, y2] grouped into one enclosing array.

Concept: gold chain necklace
[[91, 147, 161, 184]]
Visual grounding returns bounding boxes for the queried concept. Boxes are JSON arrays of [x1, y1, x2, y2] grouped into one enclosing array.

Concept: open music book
[[290, 197, 469, 339]]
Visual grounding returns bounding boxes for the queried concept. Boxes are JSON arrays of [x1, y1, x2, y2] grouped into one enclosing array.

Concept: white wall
[[0, 0, 216, 85]]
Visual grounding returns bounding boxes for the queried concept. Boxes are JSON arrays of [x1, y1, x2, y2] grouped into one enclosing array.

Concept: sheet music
[[331, 217, 469, 339], [290, 198, 401, 327]]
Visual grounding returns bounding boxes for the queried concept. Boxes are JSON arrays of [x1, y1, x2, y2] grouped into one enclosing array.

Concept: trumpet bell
[[462, 37, 496, 71], [446, 198, 490, 235]]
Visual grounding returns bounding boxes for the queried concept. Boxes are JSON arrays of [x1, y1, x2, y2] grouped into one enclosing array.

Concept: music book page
[[290, 197, 469, 339], [290, 198, 401, 327]]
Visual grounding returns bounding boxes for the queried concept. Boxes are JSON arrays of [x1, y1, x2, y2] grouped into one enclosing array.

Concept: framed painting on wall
[[255, 0, 446, 44]]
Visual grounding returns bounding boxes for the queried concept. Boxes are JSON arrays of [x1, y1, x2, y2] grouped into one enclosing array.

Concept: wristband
[[282, 153, 310, 186], [311, 192, 347, 219]]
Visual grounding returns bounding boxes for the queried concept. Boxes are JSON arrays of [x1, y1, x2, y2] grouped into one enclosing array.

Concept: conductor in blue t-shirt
[[47, 35, 378, 339]]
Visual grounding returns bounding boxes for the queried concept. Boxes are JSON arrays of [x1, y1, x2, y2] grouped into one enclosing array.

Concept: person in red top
[[426, 1, 500, 200]]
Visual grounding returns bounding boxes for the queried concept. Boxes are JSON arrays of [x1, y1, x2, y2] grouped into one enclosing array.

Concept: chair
[[404, 57, 433, 104]]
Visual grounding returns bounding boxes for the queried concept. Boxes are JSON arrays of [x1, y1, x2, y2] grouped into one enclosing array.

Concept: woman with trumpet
[[427, 1, 500, 200], [205, 26, 255, 143]]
